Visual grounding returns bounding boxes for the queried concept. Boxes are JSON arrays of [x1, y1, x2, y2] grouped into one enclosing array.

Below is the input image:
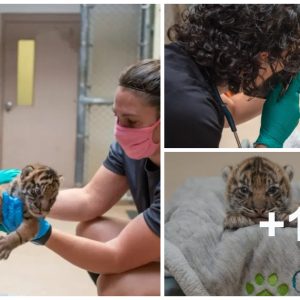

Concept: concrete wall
[[165, 152, 300, 201]]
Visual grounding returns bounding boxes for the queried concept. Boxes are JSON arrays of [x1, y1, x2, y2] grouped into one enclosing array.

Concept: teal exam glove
[[0, 169, 21, 184], [255, 72, 300, 148], [0, 192, 52, 245]]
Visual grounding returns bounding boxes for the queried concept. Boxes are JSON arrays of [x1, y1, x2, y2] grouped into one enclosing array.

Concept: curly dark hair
[[168, 4, 300, 94], [119, 59, 160, 110]]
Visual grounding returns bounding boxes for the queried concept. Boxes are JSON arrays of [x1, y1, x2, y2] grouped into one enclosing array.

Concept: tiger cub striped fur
[[0, 164, 61, 259], [223, 156, 296, 230]]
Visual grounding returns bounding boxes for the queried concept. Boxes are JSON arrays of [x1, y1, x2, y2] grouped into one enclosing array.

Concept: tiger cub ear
[[283, 165, 294, 181], [222, 166, 233, 182], [21, 165, 34, 179]]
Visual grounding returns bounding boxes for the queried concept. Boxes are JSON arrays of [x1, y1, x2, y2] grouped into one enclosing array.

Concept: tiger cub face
[[223, 157, 293, 228], [9, 164, 61, 218]]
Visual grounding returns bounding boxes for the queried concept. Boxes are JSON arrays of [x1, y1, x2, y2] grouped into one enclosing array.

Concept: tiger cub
[[0, 164, 61, 259], [223, 156, 296, 230]]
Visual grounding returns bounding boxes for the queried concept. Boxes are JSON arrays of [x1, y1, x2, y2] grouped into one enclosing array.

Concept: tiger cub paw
[[224, 213, 256, 230], [276, 212, 297, 228], [0, 236, 13, 260]]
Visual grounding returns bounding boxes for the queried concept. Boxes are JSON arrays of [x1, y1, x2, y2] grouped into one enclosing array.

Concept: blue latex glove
[[0, 192, 52, 245], [255, 73, 300, 148], [1, 192, 23, 233], [0, 169, 21, 184]]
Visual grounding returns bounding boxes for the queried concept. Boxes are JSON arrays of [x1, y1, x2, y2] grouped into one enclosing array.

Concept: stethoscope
[[210, 84, 242, 148], [204, 69, 242, 147]]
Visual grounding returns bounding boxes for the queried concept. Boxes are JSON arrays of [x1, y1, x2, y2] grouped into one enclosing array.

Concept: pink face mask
[[114, 119, 160, 160]]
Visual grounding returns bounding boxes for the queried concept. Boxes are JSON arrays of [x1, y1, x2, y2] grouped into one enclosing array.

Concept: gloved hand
[[0, 192, 52, 245], [255, 72, 300, 148], [0, 169, 21, 184]]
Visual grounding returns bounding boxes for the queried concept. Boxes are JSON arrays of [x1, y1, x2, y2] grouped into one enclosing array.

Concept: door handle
[[5, 101, 13, 112]]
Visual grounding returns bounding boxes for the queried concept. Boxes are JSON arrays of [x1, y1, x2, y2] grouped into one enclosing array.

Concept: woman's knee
[[76, 221, 87, 237], [76, 219, 96, 238], [97, 273, 131, 296], [76, 217, 127, 242], [97, 274, 113, 296], [97, 264, 160, 296]]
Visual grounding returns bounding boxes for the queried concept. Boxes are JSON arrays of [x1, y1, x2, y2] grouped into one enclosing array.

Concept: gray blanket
[[165, 177, 300, 296]]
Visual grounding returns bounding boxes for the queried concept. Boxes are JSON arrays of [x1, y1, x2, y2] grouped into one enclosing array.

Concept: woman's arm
[[221, 93, 265, 127], [49, 166, 129, 222], [46, 214, 160, 274]]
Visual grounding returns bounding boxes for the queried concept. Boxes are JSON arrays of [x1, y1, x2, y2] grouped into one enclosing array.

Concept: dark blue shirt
[[103, 142, 160, 237], [165, 43, 225, 148]]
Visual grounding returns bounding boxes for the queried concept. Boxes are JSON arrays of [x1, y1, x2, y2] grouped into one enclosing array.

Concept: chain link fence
[[77, 4, 159, 185]]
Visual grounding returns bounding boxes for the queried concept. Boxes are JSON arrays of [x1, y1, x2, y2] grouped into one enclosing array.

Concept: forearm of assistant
[[45, 214, 160, 274]]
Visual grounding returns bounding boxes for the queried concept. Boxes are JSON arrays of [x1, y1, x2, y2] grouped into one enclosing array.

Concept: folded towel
[[165, 177, 300, 296]]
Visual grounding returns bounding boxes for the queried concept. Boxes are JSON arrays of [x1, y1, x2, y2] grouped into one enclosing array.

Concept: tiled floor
[[0, 200, 135, 296]]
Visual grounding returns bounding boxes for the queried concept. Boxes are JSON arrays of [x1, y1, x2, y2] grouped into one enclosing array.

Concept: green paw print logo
[[245, 273, 289, 296]]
